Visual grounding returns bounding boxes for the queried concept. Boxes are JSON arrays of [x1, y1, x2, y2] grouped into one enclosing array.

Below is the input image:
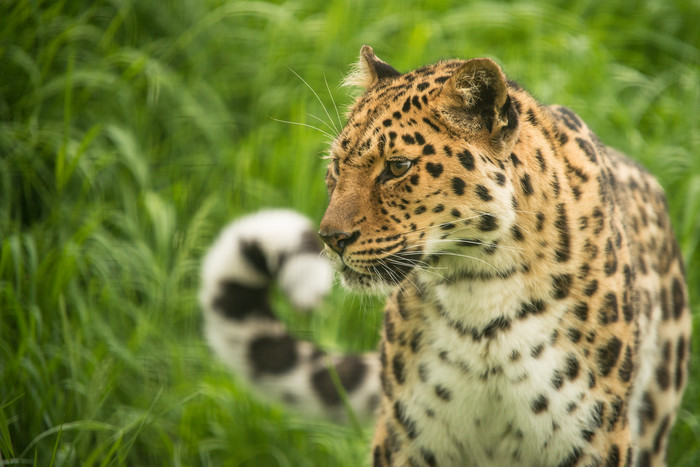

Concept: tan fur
[[320, 48, 690, 467]]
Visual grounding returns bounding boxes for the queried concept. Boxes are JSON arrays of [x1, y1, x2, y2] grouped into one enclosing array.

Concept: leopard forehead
[[332, 59, 465, 162]]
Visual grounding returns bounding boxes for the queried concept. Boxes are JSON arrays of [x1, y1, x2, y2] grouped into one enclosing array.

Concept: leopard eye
[[388, 159, 412, 177]]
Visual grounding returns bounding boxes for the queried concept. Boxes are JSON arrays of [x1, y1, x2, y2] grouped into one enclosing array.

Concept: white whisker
[[288, 67, 339, 136], [271, 118, 335, 140]]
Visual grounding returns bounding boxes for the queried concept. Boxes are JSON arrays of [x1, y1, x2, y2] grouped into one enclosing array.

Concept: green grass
[[1, 0, 698, 465]]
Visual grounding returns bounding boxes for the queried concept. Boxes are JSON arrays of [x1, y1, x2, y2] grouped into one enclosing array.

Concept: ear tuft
[[343, 45, 401, 89]]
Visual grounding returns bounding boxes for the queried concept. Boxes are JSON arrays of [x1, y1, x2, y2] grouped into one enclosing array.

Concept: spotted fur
[[201, 47, 691, 467]]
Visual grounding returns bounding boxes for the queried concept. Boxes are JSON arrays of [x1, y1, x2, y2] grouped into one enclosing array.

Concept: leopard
[[200, 46, 691, 467]]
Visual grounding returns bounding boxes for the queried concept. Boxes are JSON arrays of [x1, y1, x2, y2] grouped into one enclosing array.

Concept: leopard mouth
[[337, 248, 424, 293]]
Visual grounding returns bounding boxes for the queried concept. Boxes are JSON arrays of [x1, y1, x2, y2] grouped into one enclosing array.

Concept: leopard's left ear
[[438, 58, 518, 146], [343, 45, 401, 89]]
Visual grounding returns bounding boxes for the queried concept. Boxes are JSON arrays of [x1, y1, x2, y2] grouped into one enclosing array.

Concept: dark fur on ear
[[343, 45, 401, 89], [438, 58, 519, 148]]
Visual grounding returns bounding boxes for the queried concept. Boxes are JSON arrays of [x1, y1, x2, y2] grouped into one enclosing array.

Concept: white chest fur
[[403, 274, 596, 466]]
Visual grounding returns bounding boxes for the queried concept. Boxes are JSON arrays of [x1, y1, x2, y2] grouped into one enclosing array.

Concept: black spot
[[581, 430, 595, 442], [565, 354, 580, 380], [672, 277, 685, 319], [557, 107, 583, 131], [417, 82, 430, 91], [383, 119, 393, 127], [518, 299, 547, 319], [526, 108, 539, 126], [434, 385, 452, 401], [249, 334, 298, 375], [591, 400, 605, 428], [510, 153, 522, 166], [530, 344, 545, 358], [584, 279, 599, 297], [412, 95, 422, 110], [536, 212, 545, 231], [598, 292, 619, 325], [653, 415, 671, 454], [423, 144, 435, 155], [311, 356, 367, 406], [478, 213, 498, 232], [393, 111, 402, 120], [426, 162, 443, 178], [531, 394, 549, 413], [576, 137, 597, 163], [423, 117, 441, 132], [240, 240, 271, 277], [637, 450, 651, 467], [213, 280, 274, 321], [572, 302, 589, 321], [535, 149, 547, 172], [554, 203, 571, 262], [596, 336, 623, 376], [618, 345, 633, 382], [394, 400, 418, 439], [494, 172, 506, 186], [452, 177, 466, 196], [410, 174, 420, 186], [384, 313, 396, 343], [552, 370, 564, 390], [414, 205, 426, 215], [451, 208, 461, 218], [402, 134, 416, 145], [551, 274, 573, 299], [373, 446, 382, 467], [392, 352, 406, 384], [676, 335, 687, 390], [421, 448, 437, 467], [604, 238, 617, 276], [656, 361, 671, 390], [410, 330, 423, 353], [511, 225, 524, 241], [520, 173, 534, 196], [482, 316, 512, 338], [475, 184, 493, 201], [433, 204, 444, 213], [458, 150, 475, 170], [608, 396, 624, 432], [567, 328, 582, 343], [660, 287, 670, 320], [402, 97, 411, 112]]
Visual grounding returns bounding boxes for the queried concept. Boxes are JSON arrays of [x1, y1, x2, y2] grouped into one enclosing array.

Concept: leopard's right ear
[[343, 45, 401, 89]]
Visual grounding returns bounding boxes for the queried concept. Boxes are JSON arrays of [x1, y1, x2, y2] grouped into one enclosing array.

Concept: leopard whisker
[[324, 73, 344, 133], [307, 112, 340, 137], [271, 117, 336, 140], [288, 67, 339, 135]]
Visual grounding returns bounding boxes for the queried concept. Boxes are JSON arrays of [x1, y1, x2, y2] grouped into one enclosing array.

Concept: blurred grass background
[[1, 0, 699, 465]]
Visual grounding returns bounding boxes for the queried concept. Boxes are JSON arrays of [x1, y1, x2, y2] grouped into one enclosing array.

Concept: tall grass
[[1, 0, 698, 465]]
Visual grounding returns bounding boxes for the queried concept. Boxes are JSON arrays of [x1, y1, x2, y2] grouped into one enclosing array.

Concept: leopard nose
[[319, 230, 358, 255]]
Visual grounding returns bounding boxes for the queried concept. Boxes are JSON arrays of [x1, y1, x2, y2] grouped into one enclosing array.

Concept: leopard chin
[[330, 246, 424, 295]]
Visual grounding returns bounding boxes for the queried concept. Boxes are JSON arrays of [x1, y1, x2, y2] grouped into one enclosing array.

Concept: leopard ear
[[343, 45, 401, 89], [438, 58, 517, 144]]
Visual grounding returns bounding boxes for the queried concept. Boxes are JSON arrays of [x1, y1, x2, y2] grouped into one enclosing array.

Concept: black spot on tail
[[249, 334, 298, 375], [241, 240, 271, 277], [311, 355, 368, 406], [212, 280, 275, 321]]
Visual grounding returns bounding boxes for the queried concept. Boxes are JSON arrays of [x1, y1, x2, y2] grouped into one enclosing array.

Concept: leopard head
[[320, 46, 521, 293]]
